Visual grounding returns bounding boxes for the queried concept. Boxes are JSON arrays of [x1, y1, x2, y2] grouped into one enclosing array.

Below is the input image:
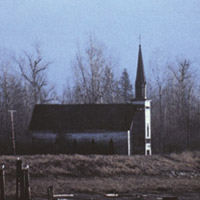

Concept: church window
[[147, 124, 149, 137], [73, 139, 77, 153], [109, 139, 114, 154], [91, 138, 96, 154]]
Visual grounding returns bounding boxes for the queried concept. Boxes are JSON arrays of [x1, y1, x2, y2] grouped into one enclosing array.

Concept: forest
[[0, 36, 199, 154]]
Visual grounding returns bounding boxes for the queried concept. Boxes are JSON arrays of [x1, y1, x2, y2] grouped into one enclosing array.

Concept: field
[[1, 152, 200, 199]]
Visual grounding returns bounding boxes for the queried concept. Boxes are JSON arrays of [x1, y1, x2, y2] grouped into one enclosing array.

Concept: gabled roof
[[29, 104, 143, 132]]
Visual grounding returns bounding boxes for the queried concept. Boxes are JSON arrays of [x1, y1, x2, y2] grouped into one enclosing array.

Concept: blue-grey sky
[[0, 0, 200, 92]]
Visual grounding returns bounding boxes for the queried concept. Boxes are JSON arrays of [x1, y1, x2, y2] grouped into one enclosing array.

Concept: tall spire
[[135, 44, 147, 100]]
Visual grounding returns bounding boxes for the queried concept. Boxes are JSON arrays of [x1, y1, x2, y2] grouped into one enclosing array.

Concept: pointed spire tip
[[139, 34, 141, 45]]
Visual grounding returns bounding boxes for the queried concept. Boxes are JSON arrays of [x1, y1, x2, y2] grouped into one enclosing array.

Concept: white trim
[[144, 100, 152, 155], [145, 143, 151, 155], [127, 130, 130, 156], [132, 99, 152, 105]]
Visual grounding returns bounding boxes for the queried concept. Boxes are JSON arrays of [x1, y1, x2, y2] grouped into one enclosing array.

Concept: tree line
[[0, 36, 199, 154], [0, 43, 57, 154], [149, 58, 200, 153]]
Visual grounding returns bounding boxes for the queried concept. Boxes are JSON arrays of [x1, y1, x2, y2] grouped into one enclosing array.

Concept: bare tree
[[150, 57, 199, 153], [0, 54, 32, 153], [60, 84, 76, 104], [70, 35, 117, 104], [168, 59, 194, 150], [15, 43, 56, 105], [149, 55, 169, 153]]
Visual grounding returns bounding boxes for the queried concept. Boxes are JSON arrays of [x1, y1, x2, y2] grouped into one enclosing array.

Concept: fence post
[[16, 158, 22, 200], [0, 164, 5, 200], [24, 165, 31, 200], [47, 186, 54, 200], [20, 168, 25, 200]]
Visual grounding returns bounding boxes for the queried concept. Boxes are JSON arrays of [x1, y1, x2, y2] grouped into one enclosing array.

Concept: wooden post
[[24, 165, 31, 200], [47, 186, 54, 200], [0, 164, 5, 200], [16, 158, 22, 200], [20, 169, 25, 200], [8, 110, 16, 155]]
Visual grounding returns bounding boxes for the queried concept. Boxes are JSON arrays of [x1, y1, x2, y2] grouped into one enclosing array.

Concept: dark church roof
[[29, 104, 143, 132]]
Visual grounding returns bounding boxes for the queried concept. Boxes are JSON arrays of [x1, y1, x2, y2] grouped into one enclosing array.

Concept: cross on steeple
[[139, 34, 141, 45]]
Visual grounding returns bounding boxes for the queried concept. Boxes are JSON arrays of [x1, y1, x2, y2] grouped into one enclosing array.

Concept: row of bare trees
[[0, 36, 199, 154], [150, 58, 200, 153], [0, 44, 57, 154], [62, 36, 133, 104]]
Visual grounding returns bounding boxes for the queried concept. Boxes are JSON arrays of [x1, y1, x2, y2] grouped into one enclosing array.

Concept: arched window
[[109, 139, 114, 154], [91, 138, 96, 154], [147, 124, 150, 137], [73, 139, 77, 153]]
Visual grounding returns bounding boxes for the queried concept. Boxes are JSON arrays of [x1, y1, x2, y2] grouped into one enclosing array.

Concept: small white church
[[29, 45, 152, 155]]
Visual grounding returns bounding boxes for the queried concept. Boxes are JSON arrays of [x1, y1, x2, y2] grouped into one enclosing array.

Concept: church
[[29, 45, 152, 155]]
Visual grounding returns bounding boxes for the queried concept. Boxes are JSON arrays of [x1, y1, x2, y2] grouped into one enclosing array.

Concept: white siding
[[145, 100, 152, 155], [145, 143, 151, 155], [32, 132, 57, 141], [64, 131, 128, 154], [32, 131, 128, 154], [145, 100, 151, 139]]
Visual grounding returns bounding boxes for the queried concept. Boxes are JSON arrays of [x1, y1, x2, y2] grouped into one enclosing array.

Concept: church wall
[[31, 132, 57, 154], [31, 131, 128, 155], [130, 107, 145, 155], [32, 132, 56, 142]]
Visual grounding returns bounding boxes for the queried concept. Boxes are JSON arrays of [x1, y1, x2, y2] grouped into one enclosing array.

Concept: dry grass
[[1, 152, 200, 199]]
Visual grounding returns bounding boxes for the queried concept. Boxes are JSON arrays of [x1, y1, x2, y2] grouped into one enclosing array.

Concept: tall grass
[[0, 151, 200, 198], [1, 152, 200, 177]]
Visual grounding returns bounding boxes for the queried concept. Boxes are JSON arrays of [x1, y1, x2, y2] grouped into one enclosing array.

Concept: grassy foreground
[[1, 152, 200, 199]]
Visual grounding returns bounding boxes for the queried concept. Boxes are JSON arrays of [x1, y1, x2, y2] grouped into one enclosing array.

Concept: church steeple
[[135, 44, 147, 100]]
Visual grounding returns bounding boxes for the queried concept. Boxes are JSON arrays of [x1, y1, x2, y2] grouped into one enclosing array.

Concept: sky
[[0, 0, 200, 93]]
